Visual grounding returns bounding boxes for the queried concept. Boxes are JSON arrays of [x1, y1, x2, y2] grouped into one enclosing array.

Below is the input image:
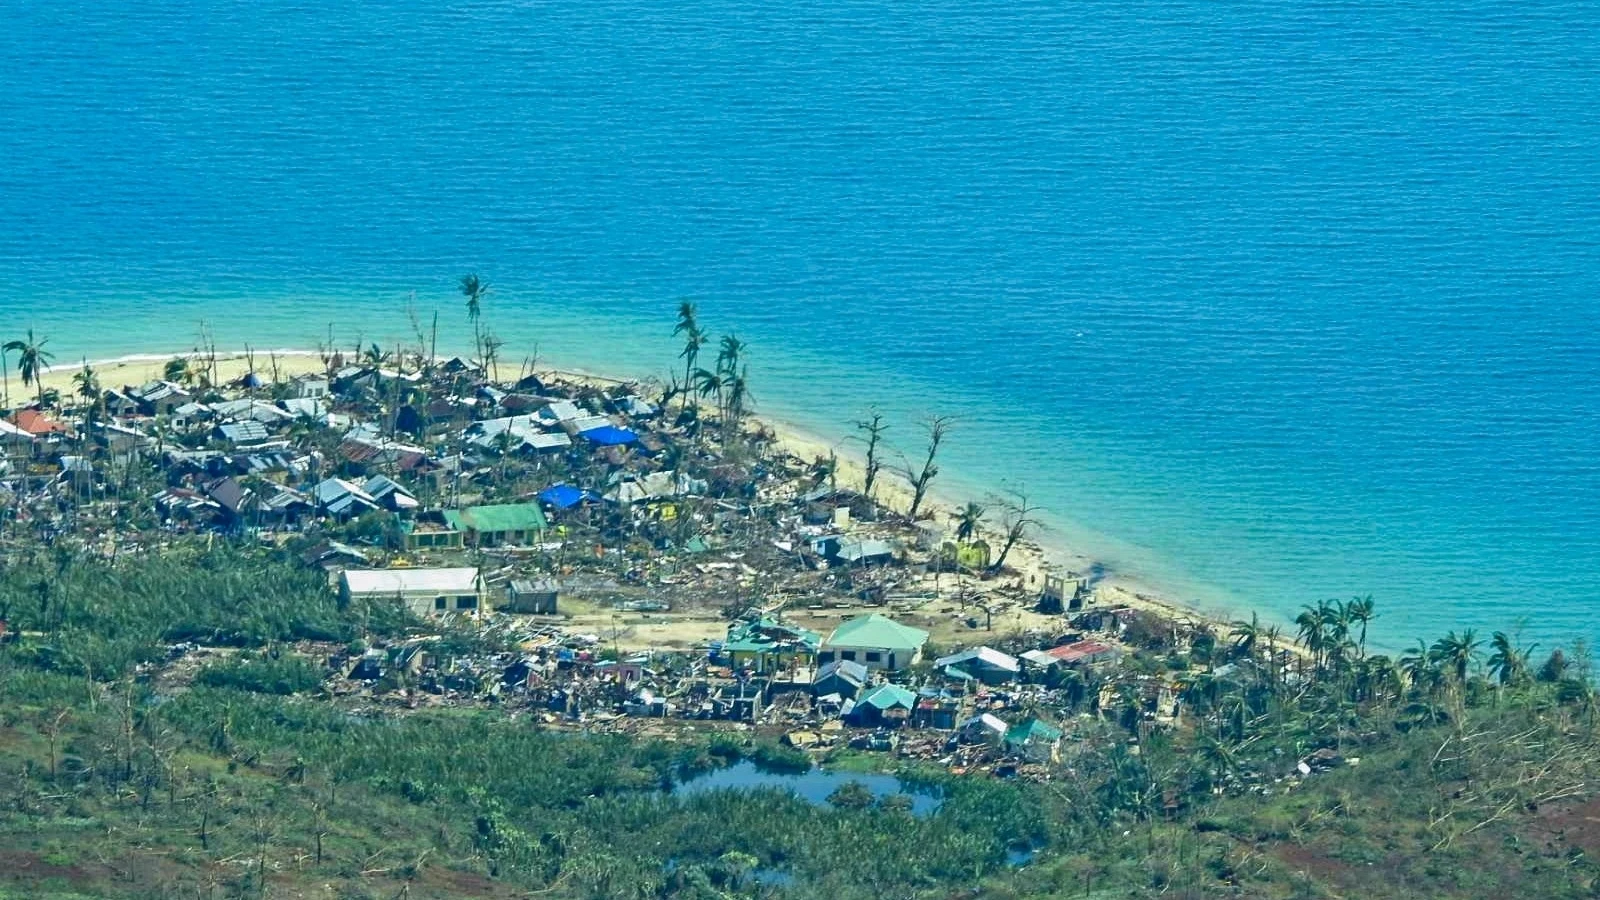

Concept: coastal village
[[0, 327, 1253, 784], [4, 324, 1597, 900]]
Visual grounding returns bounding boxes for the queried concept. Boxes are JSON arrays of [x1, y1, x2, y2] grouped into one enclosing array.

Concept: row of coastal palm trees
[[672, 302, 751, 440], [1228, 595, 1555, 697]]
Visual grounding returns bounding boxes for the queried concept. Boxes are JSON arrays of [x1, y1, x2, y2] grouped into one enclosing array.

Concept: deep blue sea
[[2, 1, 1598, 653]]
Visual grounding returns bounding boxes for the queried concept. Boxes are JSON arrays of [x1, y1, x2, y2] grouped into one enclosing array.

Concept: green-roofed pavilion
[[722, 615, 820, 674]]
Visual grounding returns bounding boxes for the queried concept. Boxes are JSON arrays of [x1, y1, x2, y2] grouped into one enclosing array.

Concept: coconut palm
[[1355, 654, 1402, 703], [1229, 613, 1262, 658], [1294, 602, 1330, 671], [1430, 629, 1481, 686], [71, 361, 101, 434], [954, 501, 985, 543], [460, 273, 489, 364], [163, 356, 195, 387], [692, 367, 723, 421], [716, 333, 744, 380], [361, 343, 391, 368], [492, 429, 517, 480], [809, 453, 837, 490], [1345, 595, 1376, 657], [4, 329, 54, 407], [1400, 639, 1439, 693], [1195, 735, 1239, 789], [673, 302, 704, 414], [722, 365, 751, 437], [1486, 631, 1535, 687]]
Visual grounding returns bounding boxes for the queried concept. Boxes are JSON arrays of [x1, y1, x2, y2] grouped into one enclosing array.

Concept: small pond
[[1005, 844, 1040, 867], [672, 761, 943, 817]]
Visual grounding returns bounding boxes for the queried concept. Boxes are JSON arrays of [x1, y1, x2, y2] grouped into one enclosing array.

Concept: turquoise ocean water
[[2, 1, 1598, 652]]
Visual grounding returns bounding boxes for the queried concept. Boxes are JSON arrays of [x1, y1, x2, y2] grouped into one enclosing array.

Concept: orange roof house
[[8, 409, 73, 437]]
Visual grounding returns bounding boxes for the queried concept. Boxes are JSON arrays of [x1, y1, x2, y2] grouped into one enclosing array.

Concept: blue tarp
[[539, 483, 599, 509], [581, 425, 638, 446]]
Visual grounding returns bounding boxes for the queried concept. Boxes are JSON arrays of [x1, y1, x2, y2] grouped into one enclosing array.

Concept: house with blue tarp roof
[[580, 425, 638, 447], [538, 483, 601, 510]]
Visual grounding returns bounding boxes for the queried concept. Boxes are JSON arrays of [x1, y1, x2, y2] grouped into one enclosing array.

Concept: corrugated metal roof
[[217, 421, 270, 443], [341, 568, 481, 596], [856, 683, 917, 710], [933, 646, 1021, 673]]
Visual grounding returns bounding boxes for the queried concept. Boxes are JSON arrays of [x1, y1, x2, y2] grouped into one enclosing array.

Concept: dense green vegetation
[[2, 547, 1599, 898], [0, 544, 406, 680]]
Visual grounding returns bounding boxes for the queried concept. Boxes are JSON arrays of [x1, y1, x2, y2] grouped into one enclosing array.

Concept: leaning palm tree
[[4, 329, 54, 407], [954, 501, 985, 543]]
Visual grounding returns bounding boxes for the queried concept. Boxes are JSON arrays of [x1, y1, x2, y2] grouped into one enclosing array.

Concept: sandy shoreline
[[15, 348, 1235, 636]]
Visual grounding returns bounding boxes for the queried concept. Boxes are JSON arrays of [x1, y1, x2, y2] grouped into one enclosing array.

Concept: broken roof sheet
[[933, 646, 1021, 673], [217, 421, 270, 443]]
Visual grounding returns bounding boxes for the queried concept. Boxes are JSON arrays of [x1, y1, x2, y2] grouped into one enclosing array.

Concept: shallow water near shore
[[4, 0, 1600, 654]]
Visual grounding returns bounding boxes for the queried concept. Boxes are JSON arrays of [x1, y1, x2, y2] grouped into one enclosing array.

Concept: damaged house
[[339, 567, 485, 618]]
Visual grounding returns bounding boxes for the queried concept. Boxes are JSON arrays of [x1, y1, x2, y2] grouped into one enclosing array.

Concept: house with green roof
[[441, 503, 549, 548], [846, 682, 917, 727], [1003, 716, 1063, 764], [819, 613, 929, 672], [721, 615, 821, 674]]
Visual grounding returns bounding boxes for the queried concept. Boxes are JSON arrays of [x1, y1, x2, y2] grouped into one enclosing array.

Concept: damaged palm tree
[[854, 411, 887, 506], [900, 415, 953, 520], [988, 486, 1042, 576]]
